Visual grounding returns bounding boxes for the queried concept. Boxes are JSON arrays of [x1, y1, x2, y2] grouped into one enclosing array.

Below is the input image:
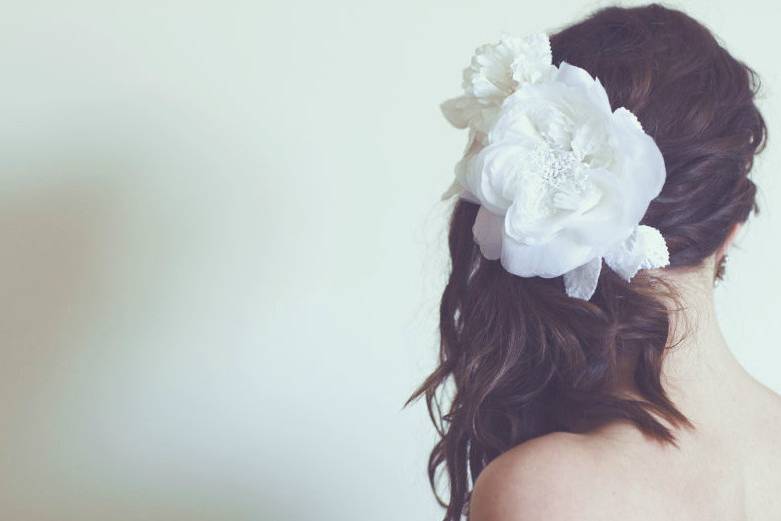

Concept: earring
[[714, 254, 729, 287]]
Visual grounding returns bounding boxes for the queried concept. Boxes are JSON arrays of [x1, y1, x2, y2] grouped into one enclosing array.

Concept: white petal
[[508, 33, 555, 85], [637, 225, 670, 270], [440, 96, 477, 129], [570, 119, 611, 166], [555, 62, 612, 115], [610, 108, 667, 212], [473, 206, 503, 260], [442, 148, 476, 201], [488, 106, 542, 144], [441, 179, 462, 200], [462, 127, 481, 155], [563, 167, 636, 251], [441, 152, 481, 202], [603, 225, 670, 282], [613, 107, 643, 131], [563, 257, 603, 300], [463, 142, 526, 214], [500, 229, 596, 278], [603, 227, 643, 281], [504, 192, 590, 246], [554, 61, 595, 89]]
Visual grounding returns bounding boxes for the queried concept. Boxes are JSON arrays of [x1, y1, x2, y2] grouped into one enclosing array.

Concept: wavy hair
[[407, 4, 767, 520]]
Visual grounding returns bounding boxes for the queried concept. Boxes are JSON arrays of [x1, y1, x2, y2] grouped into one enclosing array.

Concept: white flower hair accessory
[[441, 33, 670, 301]]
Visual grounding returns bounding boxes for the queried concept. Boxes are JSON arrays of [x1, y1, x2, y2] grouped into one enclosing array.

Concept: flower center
[[526, 141, 596, 208], [506, 140, 603, 245]]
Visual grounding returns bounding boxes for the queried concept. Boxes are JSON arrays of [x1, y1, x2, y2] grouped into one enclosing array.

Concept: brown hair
[[407, 4, 767, 520]]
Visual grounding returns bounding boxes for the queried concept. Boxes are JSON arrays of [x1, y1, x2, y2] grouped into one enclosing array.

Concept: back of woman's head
[[408, 4, 767, 520]]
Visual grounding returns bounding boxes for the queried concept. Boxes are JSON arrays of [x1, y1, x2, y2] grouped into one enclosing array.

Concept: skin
[[469, 223, 781, 521]]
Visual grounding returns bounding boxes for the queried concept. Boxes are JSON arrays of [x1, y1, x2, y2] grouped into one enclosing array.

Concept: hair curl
[[407, 4, 767, 520]]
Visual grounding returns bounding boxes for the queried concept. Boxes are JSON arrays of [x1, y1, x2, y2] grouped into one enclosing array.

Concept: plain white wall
[[1, 0, 779, 519]]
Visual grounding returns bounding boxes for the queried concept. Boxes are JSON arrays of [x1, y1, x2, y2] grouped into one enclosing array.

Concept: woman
[[408, 4, 780, 520]]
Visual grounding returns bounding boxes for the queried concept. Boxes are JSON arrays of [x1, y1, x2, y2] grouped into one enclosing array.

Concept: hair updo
[[407, 4, 767, 520]]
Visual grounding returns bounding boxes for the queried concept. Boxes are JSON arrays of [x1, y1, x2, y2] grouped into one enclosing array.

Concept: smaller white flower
[[441, 34, 670, 300], [440, 33, 556, 201], [440, 33, 556, 137]]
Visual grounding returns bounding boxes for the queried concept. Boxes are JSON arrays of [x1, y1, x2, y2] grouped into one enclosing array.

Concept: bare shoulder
[[746, 379, 781, 438], [468, 431, 623, 521], [737, 379, 781, 518], [749, 380, 781, 447], [759, 382, 781, 416]]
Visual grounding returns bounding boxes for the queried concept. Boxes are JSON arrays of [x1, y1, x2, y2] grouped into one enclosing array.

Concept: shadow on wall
[[0, 167, 123, 518], [0, 164, 335, 520]]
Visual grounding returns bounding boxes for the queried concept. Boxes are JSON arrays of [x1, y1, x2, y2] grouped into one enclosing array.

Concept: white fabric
[[603, 225, 670, 282], [563, 257, 603, 301], [441, 33, 670, 300], [440, 33, 556, 135]]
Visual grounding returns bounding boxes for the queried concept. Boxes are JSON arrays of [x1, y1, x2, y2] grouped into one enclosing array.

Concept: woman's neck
[[657, 260, 755, 430]]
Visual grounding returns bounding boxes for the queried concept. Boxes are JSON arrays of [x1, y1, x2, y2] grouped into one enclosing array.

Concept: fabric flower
[[439, 33, 557, 201], [441, 34, 670, 300], [440, 33, 556, 138]]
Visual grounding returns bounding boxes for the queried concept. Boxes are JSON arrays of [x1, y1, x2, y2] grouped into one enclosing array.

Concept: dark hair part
[[406, 4, 767, 520]]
